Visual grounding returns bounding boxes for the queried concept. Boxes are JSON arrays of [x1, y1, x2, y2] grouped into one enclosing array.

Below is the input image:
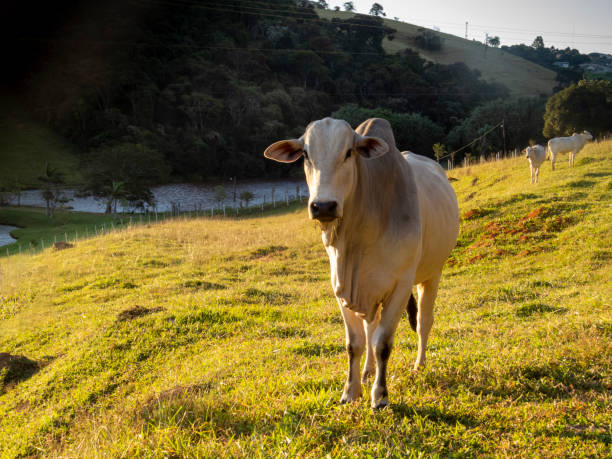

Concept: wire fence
[[1, 193, 308, 258]]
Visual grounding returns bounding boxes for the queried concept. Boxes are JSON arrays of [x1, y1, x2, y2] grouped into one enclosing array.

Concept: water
[[0, 225, 18, 247], [11, 179, 308, 213]]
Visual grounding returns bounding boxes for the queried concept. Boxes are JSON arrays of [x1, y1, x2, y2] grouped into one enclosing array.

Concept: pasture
[[318, 10, 557, 98], [0, 141, 610, 457]]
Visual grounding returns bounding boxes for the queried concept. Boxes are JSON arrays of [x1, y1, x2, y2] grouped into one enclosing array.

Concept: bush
[[332, 104, 444, 157], [414, 30, 443, 51], [543, 79, 612, 138]]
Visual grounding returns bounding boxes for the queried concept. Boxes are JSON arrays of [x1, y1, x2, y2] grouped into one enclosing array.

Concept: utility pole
[[502, 120, 506, 156], [465, 21, 468, 39], [484, 32, 488, 57]]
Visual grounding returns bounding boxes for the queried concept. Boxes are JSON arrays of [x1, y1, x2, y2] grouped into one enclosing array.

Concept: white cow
[[524, 145, 547, 184], [547, 131, 593, 170], [264, 118, 459, 409]]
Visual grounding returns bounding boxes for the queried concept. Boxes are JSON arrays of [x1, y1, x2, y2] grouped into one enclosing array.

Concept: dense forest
[[7, 0, 542, 182]]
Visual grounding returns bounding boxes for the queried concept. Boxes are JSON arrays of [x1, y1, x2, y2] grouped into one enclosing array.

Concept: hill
[[0, 141, 610, 456], [319, 10, 557, 98], [6, 0, 514, 183], [0, 95, 81, 188]]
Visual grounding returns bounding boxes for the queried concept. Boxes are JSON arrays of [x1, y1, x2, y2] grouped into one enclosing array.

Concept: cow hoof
[[371, 385, 389, 409], [371, 398, 389, 410], [339, 387, 361, 404], [339, 394, 359, 405]]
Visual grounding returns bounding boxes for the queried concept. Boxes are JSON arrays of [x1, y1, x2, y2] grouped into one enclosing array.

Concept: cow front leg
[[339, 305, 365, 404], [535, 167, 540, 184], [530, 166, 534, 184], [551, 153, 556, 171], [370, 283, 413, 409], [362, 306, 381, 383]]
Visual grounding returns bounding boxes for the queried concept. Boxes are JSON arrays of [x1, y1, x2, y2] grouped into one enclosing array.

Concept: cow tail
[[546, 144, 551, 160], [407, 293, 417, 332]]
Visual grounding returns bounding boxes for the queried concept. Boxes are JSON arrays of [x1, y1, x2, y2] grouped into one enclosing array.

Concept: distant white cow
[[524, 145, 547, 184], [547, 131, 593, 170]]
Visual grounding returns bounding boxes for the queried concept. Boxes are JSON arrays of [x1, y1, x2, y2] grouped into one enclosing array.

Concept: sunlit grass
[[1, 141, 611, 457]]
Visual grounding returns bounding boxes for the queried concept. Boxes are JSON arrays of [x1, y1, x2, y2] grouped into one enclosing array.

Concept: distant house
[[580, 63, 612, 73], [553, 61, 570, 69]]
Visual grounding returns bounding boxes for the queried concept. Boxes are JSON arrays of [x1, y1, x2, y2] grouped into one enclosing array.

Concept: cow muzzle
[[309, 200, 338, 222]]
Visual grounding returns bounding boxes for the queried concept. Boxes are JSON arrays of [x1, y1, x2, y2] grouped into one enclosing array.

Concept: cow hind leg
[[339, 306, 365, 404], [414, 274, 441, 371], [407, 293, 417, 332]]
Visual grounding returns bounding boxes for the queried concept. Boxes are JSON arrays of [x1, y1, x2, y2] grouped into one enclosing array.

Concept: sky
[[327, 0, 612, 55]]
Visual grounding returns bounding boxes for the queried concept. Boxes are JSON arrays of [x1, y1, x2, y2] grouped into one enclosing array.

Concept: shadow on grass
[[116, 305, 165, 322], [391, 403, 478, 428], [425, 359, 609, 402], [583, 171, 611, 178], [0, 353, 43, 393], [291, 342, 344, 357], [565, 180, 596, 189], [559, 423, 611, 444], [515, 302, 567, 317], [141, 385, 264, 439], [494, 193, 539, 207]]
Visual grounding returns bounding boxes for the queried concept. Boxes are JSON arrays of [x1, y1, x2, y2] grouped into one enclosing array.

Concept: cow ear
[[264, 139, 304, 163], [354, 134, 388, 159]]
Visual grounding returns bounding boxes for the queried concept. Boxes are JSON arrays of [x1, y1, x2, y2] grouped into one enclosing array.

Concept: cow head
[[583, 130, 593, 141], [264, 118, 388, 225], [525, 146, 534, 159]]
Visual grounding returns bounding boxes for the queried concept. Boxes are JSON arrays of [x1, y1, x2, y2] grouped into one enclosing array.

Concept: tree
[[432, 143, 447, 163], [487, 36, 500, 48], [414, 30, 442, 51], [343, 1, 355, 11], [333, 104, 444, 157], [314, 0, 328, 9], [214, 186, 227, 210], [447, 97, 546, 162], [38, 163, 70, 217], [369, 3, 385, 16], [239, 190, 255, 208], [532, 36, 545, 50], [80, 143, 169, 214], [543, 79, 612, 138]]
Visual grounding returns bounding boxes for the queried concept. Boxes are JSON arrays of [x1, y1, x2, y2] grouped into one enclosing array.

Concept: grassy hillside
[[0, 96, 81, 188], [1, 141, 610, 456], [319, 10, 557, 98]]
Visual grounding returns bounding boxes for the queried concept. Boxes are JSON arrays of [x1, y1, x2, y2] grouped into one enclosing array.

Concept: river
[[9, 179, 308, 213], [0, 225, 18, 247]]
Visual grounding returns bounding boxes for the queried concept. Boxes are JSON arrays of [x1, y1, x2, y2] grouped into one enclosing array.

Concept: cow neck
[[330, 148, 411, 250]]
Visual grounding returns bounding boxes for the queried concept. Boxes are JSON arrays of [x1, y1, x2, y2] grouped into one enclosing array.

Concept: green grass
[[0, 95, 81, 188], [0, 200, 308, 257], [318, 10, 557, 98], [0, 207, 129, 256], [0, 142, 611, 457]]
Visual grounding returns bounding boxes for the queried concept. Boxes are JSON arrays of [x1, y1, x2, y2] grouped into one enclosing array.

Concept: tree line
[[7, 0, 610, 213]]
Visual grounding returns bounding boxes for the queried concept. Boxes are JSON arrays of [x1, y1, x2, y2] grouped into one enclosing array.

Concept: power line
[[135, 0, 612, 42], [438, 120, 505, 161]]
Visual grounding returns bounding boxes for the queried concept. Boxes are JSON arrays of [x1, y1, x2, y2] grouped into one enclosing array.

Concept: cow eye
[[345, 149, 352, 160]]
